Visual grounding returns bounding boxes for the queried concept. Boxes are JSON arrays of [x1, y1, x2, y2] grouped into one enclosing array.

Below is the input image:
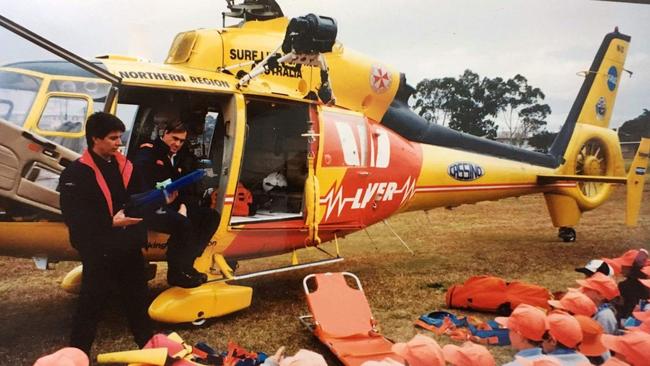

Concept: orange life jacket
[[445, 275, 552, 315]]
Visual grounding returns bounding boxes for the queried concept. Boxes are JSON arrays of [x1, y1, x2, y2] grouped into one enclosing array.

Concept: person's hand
[[178, 203, 187, 217], [268, 346, 285, 363], [112, 209, 142, 227], [165, 190, 179, 205]]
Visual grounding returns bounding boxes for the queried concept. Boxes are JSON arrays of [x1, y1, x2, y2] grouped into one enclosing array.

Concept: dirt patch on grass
[[0, 188, 648, 365]]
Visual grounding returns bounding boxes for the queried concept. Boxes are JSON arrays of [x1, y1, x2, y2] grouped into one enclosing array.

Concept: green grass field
[[1, 186, 648, 365]]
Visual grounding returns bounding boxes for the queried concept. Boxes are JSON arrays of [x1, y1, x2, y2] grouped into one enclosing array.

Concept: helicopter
[[0, 0, 648, 324]]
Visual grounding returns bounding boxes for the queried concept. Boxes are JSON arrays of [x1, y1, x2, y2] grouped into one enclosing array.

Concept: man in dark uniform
[[58, 112, 152, 356], [133, 117, 218, 288]]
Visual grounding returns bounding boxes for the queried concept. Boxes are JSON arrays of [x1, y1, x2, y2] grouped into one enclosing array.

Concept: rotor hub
[[583, 155, 603, 175]]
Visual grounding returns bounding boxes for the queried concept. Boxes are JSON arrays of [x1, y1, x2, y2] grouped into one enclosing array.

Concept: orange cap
[[576, 272, 620, 301], [280, 349, 327, 366], [392, 334, 444, 366], [627, 321, 650, 334], [360, 359, 404, 366], [547, 289, 597, 316], [514, 355, 562, 366], [603, 249, 650, 275], [33, 348, 88, 366], [628, 311, 650, 334], [442, 342, 496, 366], [546, 312, 583, 348], [633, 311, 650, 323], [574, 315, 607, 356], [495, 304, 548, 342], [601, 331, 650, 366]]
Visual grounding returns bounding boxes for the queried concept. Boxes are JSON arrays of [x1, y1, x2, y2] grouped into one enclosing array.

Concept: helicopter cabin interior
[[232, 98, 309, 224], [118, 86, 309, 225]]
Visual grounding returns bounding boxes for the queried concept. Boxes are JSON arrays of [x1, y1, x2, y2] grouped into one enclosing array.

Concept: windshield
[[0, 70, 42, 127]]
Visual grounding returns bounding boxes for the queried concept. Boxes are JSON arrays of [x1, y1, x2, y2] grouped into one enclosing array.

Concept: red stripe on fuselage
[[414, 182, 577, 193]]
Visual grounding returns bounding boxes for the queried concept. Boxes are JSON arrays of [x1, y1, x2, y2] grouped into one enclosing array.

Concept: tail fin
[[626, 138, 650, 226], [550, 29, 630, 159], [544, 30, 633, 225]]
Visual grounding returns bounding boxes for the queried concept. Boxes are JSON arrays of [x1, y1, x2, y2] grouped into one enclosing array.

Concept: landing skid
[[209, 256, 344, 283], [148, 257, 345, 324]]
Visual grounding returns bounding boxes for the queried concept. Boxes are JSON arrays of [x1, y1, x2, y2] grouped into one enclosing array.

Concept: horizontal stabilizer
[[537, 174, 627, 184]]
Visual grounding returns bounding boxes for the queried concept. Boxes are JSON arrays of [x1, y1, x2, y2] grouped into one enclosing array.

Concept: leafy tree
[[528, 130, 557, 153], [498, 74, 551, 146], [411, 70, 550, 142], [618, 109, 650, 142], [410, 77, 456, 126]]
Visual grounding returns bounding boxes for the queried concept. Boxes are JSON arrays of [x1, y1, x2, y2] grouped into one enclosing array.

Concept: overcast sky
[[1, 0, 649, 131]]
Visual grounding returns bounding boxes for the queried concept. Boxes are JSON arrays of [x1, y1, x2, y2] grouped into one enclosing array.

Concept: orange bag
[[445, 276, 551, 315], [233, 183, 253, 216]]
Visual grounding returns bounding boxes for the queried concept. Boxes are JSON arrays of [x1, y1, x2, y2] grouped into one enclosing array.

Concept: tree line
[[409, 70, 648, 151]]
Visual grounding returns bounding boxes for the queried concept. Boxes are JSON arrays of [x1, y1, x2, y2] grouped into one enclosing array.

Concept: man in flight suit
[[58, 112, 152, 356], [134, 116, 218, 288]]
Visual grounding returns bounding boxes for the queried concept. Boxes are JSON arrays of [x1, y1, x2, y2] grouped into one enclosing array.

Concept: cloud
[[2, 0, 648, 131]]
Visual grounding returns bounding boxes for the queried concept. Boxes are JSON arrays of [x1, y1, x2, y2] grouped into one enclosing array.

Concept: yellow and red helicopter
[[0, 0, 648, 324]]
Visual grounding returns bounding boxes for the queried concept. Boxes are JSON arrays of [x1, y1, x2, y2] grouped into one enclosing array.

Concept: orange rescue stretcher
[[300, 272, 405, 366]]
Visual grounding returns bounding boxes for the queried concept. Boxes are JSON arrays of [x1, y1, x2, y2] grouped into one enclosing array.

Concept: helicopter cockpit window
[[36, 96, 88, 153], [48, 79, 111, 114], [232, 99, 309, 223], [0, 70, 42, 127]]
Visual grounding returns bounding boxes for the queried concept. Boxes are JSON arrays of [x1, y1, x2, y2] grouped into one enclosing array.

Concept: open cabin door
[[0, 15, 121, 216], [224, 98, 315, 257]]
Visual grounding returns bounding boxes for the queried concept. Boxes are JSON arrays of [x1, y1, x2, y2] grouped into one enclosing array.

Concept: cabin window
[[36, 96, 88, 153], [335, 121, 361, 166], [48, 79, 110, 117], [0, 70, 42, 127], [321, 110, 368, 167], [373, 127, 390, 168]]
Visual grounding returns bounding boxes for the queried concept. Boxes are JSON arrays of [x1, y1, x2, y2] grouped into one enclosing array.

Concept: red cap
[[495, 304, 548, 341], [576, 272, 620, 300], [442, 342, 496, 366], [514, 355, 562, 366], [392, 334, 444, 366], [33, 348, 88, 366], [547, 289, 597, 316], [574, 315, 607, 356], [601, 331, 650, 366]]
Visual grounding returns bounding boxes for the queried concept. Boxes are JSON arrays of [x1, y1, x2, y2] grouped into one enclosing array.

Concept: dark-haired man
[[134, 118, 217, 288], [58, 112, 152, 356]]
